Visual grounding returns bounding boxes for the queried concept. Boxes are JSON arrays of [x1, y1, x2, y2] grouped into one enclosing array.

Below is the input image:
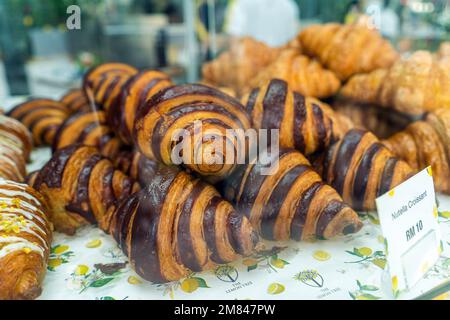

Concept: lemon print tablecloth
[[27, 148, 450, 300]]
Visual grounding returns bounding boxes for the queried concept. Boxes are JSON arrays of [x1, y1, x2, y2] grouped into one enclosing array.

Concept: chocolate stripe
[[245, 88, 260, 118], [316, 200, 348, 238], [293, 92, 306, 152], [260, 165, 310, 240], [261, 79, 287, 133], [290, 181, 323, 241], [332, 129, 365, 194], [177, 182, 207, 272], [203, 196, 226, 264], [312, 103, 326, 153], [352, 143, 382, 209], [101, 166, 115, 210], [378, 157, 398, 197]]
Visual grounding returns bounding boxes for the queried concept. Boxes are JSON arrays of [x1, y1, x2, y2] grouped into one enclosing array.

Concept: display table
[[27, 148, 450, 300]]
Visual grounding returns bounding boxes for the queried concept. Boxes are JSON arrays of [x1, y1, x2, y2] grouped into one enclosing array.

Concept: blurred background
[[0, 0, 449, 98]]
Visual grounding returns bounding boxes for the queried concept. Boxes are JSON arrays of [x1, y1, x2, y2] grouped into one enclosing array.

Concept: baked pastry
[[60, 89, 91, 114], [32, 144, 140, 235], [332, 99, 417, 139], [110, 160, 259, 283], [0, 115, 33, 182], [321, 129, 413, 211], [299, 22, 398, 80], [437, 42, 450, 61], [247, 49, 341, 99], [83, 63, 138, 112], [52, 110, 122, 159], [241, 79, 345, 156], [0, 180, 52, 300], [108, 70, 173, 145], [113, 150, 158, 187], [7, 99, 70, 146], [383, 108, 450, 194], [134, 83, 252, 182], [202, 37, 280, 96], [340, 51, 450, 116], [220, 148, 362, 241]]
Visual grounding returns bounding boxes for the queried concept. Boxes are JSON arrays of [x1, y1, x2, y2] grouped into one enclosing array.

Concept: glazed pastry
[[52, 110, 122, 159], [110, 160, 259, 283], [60, 89, 91, 114], [299, 22, 398, 80], [247, 49, 341, 99], [0, 115, 33, 182], [340, 51, 450, 116], [202, 37, 280, 96], [134, 83, 252, 182], [0, 180, 52, 300], [220, 148, 362, 241], [241, 79, 345, 156], [108, 70, 173, 144], [322, 129, 413, 211], [83, 63, 138, 112], [332, 99, 417, 139], [383, 108, 450, 194], [7, 99, 70, 146], [114, 150, 158, 187], [32, 144, 140, 235]]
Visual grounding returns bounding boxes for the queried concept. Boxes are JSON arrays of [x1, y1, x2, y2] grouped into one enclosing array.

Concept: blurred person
[[225, 0, 300, 47]]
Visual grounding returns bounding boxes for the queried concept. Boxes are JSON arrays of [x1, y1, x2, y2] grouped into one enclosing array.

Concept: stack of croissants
[[1, 20, 449, 299]]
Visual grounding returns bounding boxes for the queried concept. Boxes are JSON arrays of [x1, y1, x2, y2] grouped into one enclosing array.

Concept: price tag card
[[376, 167, 443, 297]]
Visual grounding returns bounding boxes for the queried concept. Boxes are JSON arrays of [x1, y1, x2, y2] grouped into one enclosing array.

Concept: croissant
[[0, 115, 33, 182], [341, 51, 450, 116], [220, 148, 362, 241], [247, 49, 341, 99], [108, 70, 173, 145], [32, 144, 140, 235], [241, 79, 345, 156], [437, 42, 450, 61], [7, 99, 70, 146], [134, 84, 252, 182], [383, 108, 450, 194], [332, 99, 417, 139], [321, 129, 413, 211], [0, 180, 52, 300], [52, 111, 122, 159], [299, 23, 398, 81], [60, 89, 91, 114], [110, 161, 259, 283], [202, 37, 280, 96], [113, 150, 157, 187], [83, 63, 138, 112]]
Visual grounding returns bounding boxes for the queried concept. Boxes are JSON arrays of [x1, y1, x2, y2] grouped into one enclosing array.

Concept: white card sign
[[376, 167, 443, 297]]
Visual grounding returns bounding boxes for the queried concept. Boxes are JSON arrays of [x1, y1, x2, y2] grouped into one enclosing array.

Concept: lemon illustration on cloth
[[242, 258, 258, 266], [357, 247, 373, 256], [74, 265, 89, 276], [313, 250, 331, 261], [270, 257, 287, 269], [267, 283, 285, 295], [53, 245, 69, 254], [48, 258, 63, 269], [86, 239, 102, 248], [391, 276, 398, 291], [181, 278, 200, 293], [128, 276, 142, 285]]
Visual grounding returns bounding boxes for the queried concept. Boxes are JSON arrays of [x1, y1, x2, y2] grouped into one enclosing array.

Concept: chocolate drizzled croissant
[[134, 84, 252, 182], [52, 111, 122, 159], [7, 99, 70, 146], [60, 89, 91, 114], [241, 79, 344, 156], [0, 180, 52, 300], [0, 115, 33, 182], [83, 63, 138, 112], [110, 161, 259, 283], [220, 149, 362, 241], [322, 129, 413, 211], [32, 144, 140, 235], [383, 108, 450, 194], [108, 70, 173, 144]]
